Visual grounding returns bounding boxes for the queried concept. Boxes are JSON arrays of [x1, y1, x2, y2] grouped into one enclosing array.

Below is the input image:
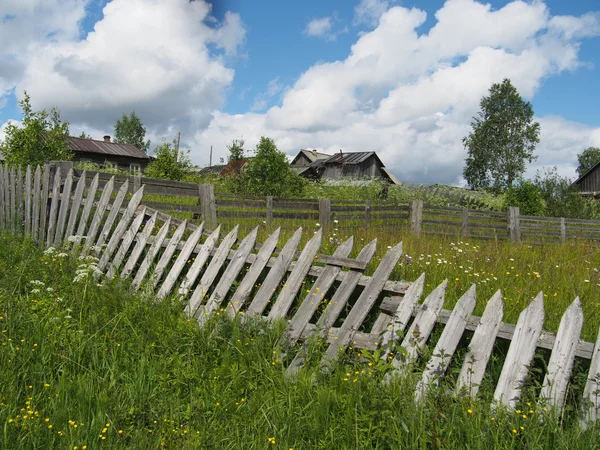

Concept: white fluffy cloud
[[304, 17, 332, 37], [196, 0, 600, 184]]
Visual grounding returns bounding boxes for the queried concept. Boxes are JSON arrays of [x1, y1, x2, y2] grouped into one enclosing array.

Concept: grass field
[[1, 233, 600, 449]]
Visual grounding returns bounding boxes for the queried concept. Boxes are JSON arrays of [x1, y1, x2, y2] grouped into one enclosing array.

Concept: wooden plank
[[186, 226, 239, 318], [16, 166, 22, 231], [0, 165, 4, 228], [97, 186, 145, 273], [75, 172, 99, 240], [380, 273, 426, 358], [581, 328, 600, 425], [284, 237, 354, 345], [38, 165, 50, 244], [24, 166, 32, 236], [493, 292, 544, 409], [226, 228, 281, 317], [120, 211, 158, 279], [45, 167, 61, 246], [9, 167, 15, 232], [83, 176, 115, 251], [456, 290, 504, 397], [151, 219, 187, 288], [155, 222, 205, 300], [200, 227, 259, 324], [64, 171, 86, 240], [247, 228, 303, 317], [106, 207, 147, 278], [539, 297, 583, 412], [130, 217, 172, 290], [416, 285, 477, 399], [94, 179, 129, 251], [53, 168, 73, 246], [321, 242, 404, 369], [178, 226, 222, 298], [286, 239, 378, 377], [267, 228, 323, 320]]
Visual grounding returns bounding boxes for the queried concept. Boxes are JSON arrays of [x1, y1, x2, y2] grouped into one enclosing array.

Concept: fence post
[[365, 200, 371, 229], [560, 217, 566, 243], [507, 207, 521, 243], [133, 175, 142, 193], [409, 200, 423, 237], [461, 207, 469, 238], [319, 199, 331, 233], [266, 196, 273, 229], [198, 184, 217, 230]]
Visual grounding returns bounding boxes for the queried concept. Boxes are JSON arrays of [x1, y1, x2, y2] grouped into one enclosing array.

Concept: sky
[[1, 0, 599, 186]]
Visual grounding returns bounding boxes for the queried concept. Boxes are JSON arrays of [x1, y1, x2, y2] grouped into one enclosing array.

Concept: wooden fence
[[2, 163, 600, 423]]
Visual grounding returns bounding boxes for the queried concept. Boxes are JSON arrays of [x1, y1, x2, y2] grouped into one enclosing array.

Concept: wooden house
[[70, 135, 150, 173], [572, 162, 600, 194], [290, 149, 332, 170]]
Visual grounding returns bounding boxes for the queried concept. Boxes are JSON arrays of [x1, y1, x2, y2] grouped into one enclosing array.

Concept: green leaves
[[114, 112, 150, 152], [576, 147, 600, 178], [463, 79, 540, 192], [144, 140, 192, 181]]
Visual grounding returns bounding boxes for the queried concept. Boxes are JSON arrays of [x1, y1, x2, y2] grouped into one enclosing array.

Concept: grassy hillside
[[1, 234, 600, 449]]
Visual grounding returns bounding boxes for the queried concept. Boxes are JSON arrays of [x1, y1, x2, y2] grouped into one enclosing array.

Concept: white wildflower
[[30, 289, 40, 294], [43, 247, 56, 255]]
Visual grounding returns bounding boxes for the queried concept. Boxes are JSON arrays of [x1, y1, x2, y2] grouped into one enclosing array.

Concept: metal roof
[[324, 151, 378, 165], [69, 137, 150, 160]]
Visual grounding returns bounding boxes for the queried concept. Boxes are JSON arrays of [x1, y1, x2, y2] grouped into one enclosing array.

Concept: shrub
[[502, 180, 546, 216]]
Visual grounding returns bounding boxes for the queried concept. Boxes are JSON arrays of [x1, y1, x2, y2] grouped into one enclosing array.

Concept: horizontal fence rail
[[2, 163, 600, 425]]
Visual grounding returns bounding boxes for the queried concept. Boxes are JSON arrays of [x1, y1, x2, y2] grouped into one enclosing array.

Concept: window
[[130, 163, 141, 175]]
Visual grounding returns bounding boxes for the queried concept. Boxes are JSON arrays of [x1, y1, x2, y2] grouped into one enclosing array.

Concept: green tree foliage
[[533, 167, 590, 218], [576, 147, 600, 178], [227, 139, 245, 162], [229, 137, 305, 197], [78, 132, 92, 139], [463, 79, 540, 192], [144, 140, 192, 181], [0, 92, 72, 166], [502, 180, 546, 216], [114, 112, 150, 152]]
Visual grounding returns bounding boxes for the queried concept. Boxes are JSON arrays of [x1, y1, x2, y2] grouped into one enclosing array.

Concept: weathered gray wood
[[151, 219, 187, 288], [0, 166, 5, 228], [156, 222, 205, 300], [186, 226, 239, 318], [461, 208, 469, 237], [285, 237, 354, 345], [198, 183, 217, 229], [83, 176, 115, 251], [560, 217, 566, 243], [416, 284, 476, 399], [266, 196, 273, 228], [365, 200, 371, 228], [16, 166, 22, 231], [97, 186, 145, 273], [54, 168, 73, 246], [582, 328, 600, 425], [200, 227, 259, 324], [321, 242, 403, 369], [540, 297, 583, 412], [456, 290, 504, 397], [247, 228, 303, 316], [4, 166, 10, 230], [106, 207, 147, 278], [131, 217, 171, 291], [9, 168, 15, 232], [493, 292, 544, 409], [45, 167, 61, 246], [226, 227, 281, 317], [94, 179, 129, 251], [409, 200, 423, 236], [75, 172, 99, 239], [319, 199, 331, 232], [65, 171, 87, 240], [370, 313, 392, 337], [392, 280, 447, 370], [24, 166, 32, 236], [508, 206, 521, 242], [120, 211, 158, 279], [178, 226, 221, 298], [380, 272, 426, 359], [268, 228, 323, 320], [38, 165, 50, 244]]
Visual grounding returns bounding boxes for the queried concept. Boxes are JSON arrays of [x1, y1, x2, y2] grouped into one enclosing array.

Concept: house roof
[[193, 165, 225, 176], [290, 149, 331, 165], [69, 137, 150, 160], [324, 151, 379, 165], [572, 160, 600, 187], [220, 159, 248, 176]]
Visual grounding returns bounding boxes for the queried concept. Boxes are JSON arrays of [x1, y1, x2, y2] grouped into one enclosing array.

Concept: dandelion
[[467, 409, 472, 414]]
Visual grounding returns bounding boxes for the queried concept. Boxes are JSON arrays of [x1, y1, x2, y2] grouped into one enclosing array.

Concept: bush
[[144, 140, 192, 181], [502, 180, 546, 216]]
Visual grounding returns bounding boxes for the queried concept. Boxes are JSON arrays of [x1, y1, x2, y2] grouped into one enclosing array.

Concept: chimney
[[103, 135, 111, 143]]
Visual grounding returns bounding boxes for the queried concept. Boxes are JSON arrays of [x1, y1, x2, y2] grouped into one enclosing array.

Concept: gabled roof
[[193, 165, 225, 176], [220, 159, 248, 176], [324, 151, 379, 165], [290, 149, 331, 165], [572, 160, 600, 187], [69, 137, 150, 160]]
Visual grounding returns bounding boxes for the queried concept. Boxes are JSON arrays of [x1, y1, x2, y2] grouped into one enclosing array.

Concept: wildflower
[[467, 409, 472, 414]]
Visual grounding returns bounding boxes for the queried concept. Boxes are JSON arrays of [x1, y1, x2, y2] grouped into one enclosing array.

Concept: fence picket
[[247, 227, 303, 317], [156, 223, 205, 300], [9, 168, 15, 232], [38, 165, 50, 244], [106, 207, 147, 278], [186, 226, 239, 318], [268, 228, 323, 320], [120, 211, 158, 279], [54, 168, 73, 246], [226, 227, 281, 317], [582, 328, 600, 425], [84, 176, 114, 251], [16, 166, 22, 231], [45, 167, 61, 246], [24, 166, 31, 236], [65, 171, 86, 240], [131, 217, 172, 290], [31, 166, 41, 241], [178, 226, 221, 298], [540, 297, 583, 412], [151, 219, 187, 288], [493, 292, 544, 409], [416, 284, 476, 399], [456, 291, 504, 397], [75, 173, 99, 239], [94, 179, 128, 251], [0, 166, 4, 228]]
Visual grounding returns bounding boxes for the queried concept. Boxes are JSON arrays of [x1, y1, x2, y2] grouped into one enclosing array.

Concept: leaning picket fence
[[1, 163, 600, 424]]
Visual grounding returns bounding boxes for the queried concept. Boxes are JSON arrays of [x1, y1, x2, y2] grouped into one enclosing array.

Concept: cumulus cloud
[[304, 17, 332, 37], [353, 0, 394, 27]]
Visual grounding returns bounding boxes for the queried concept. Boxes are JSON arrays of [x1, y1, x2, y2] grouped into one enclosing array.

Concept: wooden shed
[[572, 162, 600, 194], [70, 135, 150, 173]]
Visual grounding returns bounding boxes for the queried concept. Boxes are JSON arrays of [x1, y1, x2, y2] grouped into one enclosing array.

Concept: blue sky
[[1, 0, 599, 184]]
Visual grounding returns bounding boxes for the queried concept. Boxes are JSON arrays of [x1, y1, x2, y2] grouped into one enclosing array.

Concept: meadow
[[2, 230, 600, 449]]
